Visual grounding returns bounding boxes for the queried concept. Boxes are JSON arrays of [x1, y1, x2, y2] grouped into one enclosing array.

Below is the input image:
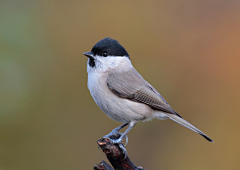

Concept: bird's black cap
[[91, 37, 129, 57]]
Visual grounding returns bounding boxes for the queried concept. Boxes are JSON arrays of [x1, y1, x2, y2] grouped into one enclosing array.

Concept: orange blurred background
[[1, 1, 240, 169]]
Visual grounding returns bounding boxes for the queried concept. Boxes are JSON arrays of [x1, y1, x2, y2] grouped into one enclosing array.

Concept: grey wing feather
[[107, 68, 214, 142], [106, 68, 181, 117]]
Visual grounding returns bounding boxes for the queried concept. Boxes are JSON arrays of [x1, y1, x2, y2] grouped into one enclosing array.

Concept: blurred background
[[1, 0, 240, 169]]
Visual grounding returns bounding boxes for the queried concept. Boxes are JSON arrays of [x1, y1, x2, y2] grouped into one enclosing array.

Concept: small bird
[[84, 37, 213, 153]]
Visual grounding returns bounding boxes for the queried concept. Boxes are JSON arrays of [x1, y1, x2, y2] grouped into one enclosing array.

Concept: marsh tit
[[84, 37, 213, 153]]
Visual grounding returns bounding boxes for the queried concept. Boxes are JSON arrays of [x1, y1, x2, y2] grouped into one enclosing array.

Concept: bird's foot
[[103, 130, 128, 146], [103, 133, 128, 159], [119, 143, 128, 159]]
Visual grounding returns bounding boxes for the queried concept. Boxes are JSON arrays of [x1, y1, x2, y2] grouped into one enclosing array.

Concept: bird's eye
[[103, 52, 107, 57]]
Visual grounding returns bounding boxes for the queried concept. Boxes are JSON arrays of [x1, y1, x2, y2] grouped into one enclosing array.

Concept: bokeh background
[[1, 0, 240, 169]]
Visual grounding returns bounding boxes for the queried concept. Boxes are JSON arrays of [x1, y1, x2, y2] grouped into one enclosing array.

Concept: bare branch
[[95, 137, 146, 170]]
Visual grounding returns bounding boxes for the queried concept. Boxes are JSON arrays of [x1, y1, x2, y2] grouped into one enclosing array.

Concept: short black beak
[[83, 51, 93, 58]]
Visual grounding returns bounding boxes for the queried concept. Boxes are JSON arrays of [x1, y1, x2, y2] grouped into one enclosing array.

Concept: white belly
[[87, 71, 153, 123]]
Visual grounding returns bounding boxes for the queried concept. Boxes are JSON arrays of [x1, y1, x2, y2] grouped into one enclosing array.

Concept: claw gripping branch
[[94, 137, 146, 170]]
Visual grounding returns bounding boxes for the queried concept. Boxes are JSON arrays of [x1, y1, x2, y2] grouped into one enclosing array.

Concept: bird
[[84, 37, 214, 154]]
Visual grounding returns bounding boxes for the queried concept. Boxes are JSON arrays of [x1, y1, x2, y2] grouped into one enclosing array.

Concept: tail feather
[[164, 113, 214, 143]]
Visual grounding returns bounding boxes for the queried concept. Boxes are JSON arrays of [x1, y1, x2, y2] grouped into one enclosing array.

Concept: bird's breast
[[87, 71, 153, 123]]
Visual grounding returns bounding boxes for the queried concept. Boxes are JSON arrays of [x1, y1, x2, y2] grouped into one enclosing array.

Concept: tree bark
[[94, 136, 146, 170]]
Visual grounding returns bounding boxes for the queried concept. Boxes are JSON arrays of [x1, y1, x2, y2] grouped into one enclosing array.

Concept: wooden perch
[[94, 135, 146, 170]]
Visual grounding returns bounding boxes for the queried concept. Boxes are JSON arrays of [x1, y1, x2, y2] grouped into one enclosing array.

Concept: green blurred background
[[1, 0, 240, 169]]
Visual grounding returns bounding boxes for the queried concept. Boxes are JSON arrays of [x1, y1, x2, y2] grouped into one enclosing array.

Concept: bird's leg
[[110, 122, 136, 144], [103, 123, 128, 141], [104, 122, 137, 158]]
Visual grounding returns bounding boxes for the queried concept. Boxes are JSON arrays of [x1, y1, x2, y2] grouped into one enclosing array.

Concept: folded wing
[[106, 67, 181, 117]]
